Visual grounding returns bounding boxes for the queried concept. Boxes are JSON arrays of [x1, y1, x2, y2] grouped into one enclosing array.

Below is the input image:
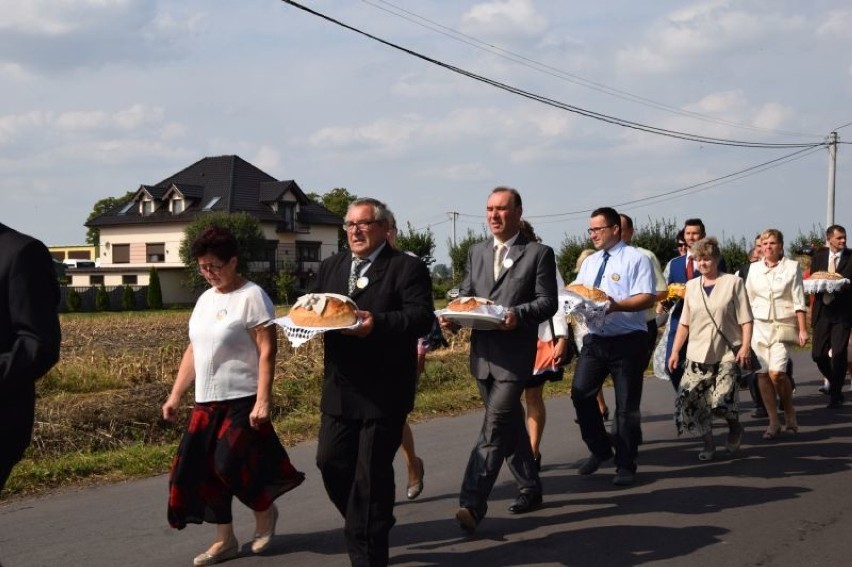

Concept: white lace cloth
[[803, 277, 850, 295], [273, 316, 361, 348], [560, 290, 609, 332]]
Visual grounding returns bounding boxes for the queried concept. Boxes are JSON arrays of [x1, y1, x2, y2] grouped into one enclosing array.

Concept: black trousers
[[0, 384, 35, 493], [459, 376, 541, 520], [812, 317, 851, 403], [572, 331, 647, 473], [317, 413, 404, 567]]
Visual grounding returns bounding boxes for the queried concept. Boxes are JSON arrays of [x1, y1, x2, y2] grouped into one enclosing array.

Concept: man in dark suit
[[810, 224, 852, 409], [0, 223, 61, 491], [440, 187, 557, 532], [313, 198, 434, 567]]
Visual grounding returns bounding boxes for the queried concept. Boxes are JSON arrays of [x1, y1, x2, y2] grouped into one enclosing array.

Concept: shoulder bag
[[699, 277, 759, 381], [766, 267, 798, 345]]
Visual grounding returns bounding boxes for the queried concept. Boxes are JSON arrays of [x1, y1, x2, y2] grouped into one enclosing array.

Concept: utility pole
[[447, 211, 458, 281], [827, 131, 838, 227]]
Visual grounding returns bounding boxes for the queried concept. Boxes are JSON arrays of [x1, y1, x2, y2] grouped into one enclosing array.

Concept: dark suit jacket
[[0, 224, 61, 462], [460, 234, 557, 382], [810, 247, 852, 329], [313, 244, 434, 420]]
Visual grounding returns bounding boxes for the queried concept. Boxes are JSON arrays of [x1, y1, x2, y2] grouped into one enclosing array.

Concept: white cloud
[[252, 145, 282, 173], [422, 162, 492, 181], [54, 104, 164, 132], [617, 0, 805, 74], [816, 10, 852, 40], [0, 0, 201, 72], [460, 0, 548, 38]]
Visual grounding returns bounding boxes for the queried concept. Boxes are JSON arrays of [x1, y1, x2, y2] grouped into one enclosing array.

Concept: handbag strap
[[548, 317, 557, 340], [698, 276, 738, 355]]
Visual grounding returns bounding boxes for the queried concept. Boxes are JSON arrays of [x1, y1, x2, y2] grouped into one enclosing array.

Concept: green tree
[[308, 187, 357, 250], [432, 263, 451, 281], [86, 191, 135, 246], [629, 217, 680, 268], [147, 267, 164, 309], [721, 237, 749, 274], [447, 229, 489, 284], [788, 225, 826, 256], [557, 234, 593, 283], [276, 261, 298, 305], [121, 284, 136, 311], [178, 212, 267, 292], [395, 222, 436, 267], [65, 287, 81, 312], [95, 284, 111, 311]]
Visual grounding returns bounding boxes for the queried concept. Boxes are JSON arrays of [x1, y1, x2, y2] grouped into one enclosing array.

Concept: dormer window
[[280, 202, 296, 231], [172, 197, 185, 215], [141, 198, 155, 216]]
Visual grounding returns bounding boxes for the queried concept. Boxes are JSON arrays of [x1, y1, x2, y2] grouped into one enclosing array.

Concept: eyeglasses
[[198, 262, 225, 274], [587, 225, 615, 236], [342, 220, 381, 232], [677, 243, 687, 249]]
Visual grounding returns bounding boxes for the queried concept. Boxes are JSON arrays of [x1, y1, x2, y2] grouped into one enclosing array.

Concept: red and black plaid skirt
[[167, 396, 305, 529]]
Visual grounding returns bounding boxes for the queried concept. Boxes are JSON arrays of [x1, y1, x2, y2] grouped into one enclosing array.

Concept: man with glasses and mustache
[[570, 207, 656, 486], [312, 198, 434, 567]]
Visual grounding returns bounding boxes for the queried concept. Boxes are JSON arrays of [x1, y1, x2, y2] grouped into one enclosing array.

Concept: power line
[[282, 0, 823, 149], [360, 0, 823, 139]]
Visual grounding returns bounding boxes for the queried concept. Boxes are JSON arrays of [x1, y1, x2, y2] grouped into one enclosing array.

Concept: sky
[[2, 0, 851, 266]]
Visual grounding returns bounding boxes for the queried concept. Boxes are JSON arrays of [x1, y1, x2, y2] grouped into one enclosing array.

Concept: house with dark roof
[[83, 155, 342, 304]]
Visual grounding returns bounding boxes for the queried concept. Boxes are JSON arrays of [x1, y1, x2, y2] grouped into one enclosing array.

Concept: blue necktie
[[593, 251, 610, 288]]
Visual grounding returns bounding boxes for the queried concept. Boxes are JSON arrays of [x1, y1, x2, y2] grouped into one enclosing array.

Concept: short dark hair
[[684, 218, 706, 236], [676, 228, 685, 244], [190, 225, 239, 262], [620, 213, 634, 231], [591, 207, 621, 228], [827, 224, 847, 238], [491, 186, 522, 209]]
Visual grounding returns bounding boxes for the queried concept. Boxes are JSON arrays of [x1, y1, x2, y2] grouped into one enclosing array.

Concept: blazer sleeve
[[370, 256, 435, 340], [0, 239, 62, 392]]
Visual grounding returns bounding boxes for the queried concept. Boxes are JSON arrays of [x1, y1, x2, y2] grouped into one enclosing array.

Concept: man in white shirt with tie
[[571, 207, 656, 486], [810, 224, 852, 409]]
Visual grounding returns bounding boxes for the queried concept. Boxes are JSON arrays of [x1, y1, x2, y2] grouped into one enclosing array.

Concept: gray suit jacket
[[460, 234, 558, 382]]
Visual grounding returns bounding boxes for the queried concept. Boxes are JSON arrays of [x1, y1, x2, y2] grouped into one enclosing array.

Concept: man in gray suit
[[440, 187, 557, 532]]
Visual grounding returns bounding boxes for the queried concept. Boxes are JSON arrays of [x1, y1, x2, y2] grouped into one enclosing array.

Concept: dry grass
[[8, 309, 503, 498]]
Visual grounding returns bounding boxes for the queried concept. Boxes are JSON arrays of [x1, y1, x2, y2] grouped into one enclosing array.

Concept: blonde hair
[[760, 228, 783, 246]]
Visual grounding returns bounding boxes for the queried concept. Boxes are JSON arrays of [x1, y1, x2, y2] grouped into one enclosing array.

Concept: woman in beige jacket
[[668, 237, 753, 460], [745, 229, 808, 439]]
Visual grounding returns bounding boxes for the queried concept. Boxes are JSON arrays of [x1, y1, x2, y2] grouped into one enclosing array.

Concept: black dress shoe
[[507, 493, 542, 514], [827, 398, 844, 409]]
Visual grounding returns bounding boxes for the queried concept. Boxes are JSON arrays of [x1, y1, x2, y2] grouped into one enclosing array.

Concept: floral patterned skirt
[[675, 360, 739, 437], [167, 396, 305, 529]]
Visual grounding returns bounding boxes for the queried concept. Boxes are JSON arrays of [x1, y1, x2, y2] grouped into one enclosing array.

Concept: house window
[[68, 250, 91, 260], [113, 244, 130, 263], [280, 202, 296, 231], [90, 275, 104, 285], [122, 275, 138, 285], [296, 242, 321, 262], [141, 199, 155, 216], [172, 198, 185, 214], [147, 243, 165, 263]]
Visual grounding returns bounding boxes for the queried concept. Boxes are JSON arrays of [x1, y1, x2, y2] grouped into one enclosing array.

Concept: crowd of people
[[2, 190, 849, 567]]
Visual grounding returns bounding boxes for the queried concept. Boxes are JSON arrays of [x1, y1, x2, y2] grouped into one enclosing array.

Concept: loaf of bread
[[290, 293, 358, 327], [809, 271, 844, 280], [447, 296, 493, 312], [565, 284, 609, 303]]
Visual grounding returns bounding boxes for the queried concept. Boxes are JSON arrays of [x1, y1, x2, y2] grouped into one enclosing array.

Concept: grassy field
[[3, 307, 573, 499]]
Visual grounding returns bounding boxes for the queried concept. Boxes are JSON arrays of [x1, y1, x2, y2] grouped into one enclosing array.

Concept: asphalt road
[[1, 350, 851, 567]]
